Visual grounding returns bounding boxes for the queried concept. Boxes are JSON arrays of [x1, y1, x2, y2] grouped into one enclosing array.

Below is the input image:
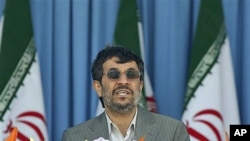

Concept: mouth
[[115, 89, 131, 96]]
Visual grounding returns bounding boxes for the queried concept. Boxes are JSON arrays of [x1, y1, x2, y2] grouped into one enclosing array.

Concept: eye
[[126, 70, 140, 79], [107, 70, 120, 79]]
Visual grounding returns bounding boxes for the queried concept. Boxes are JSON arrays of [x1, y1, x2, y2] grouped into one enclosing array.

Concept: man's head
[[92, 45, 144, 113], [91, 45, 144, 82]]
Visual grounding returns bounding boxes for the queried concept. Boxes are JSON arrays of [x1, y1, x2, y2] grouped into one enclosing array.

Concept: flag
[[0, 0, 48, 140], [96, 0, 157, 115], [181, 0, 240, 140]]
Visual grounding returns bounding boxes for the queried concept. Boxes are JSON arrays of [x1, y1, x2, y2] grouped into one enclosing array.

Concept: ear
[[93, 80, 102, 97]]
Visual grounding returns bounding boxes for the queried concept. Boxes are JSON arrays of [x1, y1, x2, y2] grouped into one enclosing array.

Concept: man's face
[[94, 57, 143, 113]]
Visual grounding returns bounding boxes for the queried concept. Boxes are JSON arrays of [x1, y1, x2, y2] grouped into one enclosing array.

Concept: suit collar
[[87, 105, 158, 140]]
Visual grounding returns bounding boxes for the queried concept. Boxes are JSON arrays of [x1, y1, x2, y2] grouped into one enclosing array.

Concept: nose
[[117, 72, 129, 84]]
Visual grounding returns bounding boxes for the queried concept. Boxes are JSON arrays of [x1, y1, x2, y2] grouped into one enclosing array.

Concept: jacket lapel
[[86, 112, 110, 140], [134, 106, 158, 141]]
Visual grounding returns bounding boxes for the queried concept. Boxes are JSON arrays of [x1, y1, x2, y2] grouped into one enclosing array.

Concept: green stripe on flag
[[0, 0, 33, 90], [113, 0, 140, 56], [113, 0, 145, 108], [184, 0, 226, 109], [0, 0, 35, 120]]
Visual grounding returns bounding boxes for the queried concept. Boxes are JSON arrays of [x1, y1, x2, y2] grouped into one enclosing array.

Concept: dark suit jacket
[[62, 106, 190, 141]]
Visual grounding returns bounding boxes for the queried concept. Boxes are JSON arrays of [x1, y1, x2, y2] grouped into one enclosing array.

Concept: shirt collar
[[105, 107, 138, 134]]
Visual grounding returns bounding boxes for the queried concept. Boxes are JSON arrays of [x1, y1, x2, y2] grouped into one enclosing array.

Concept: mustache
[[112, 85, 132, 94]]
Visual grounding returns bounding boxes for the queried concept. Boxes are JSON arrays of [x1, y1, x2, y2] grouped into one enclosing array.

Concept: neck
[[106, 106, 137, 136]]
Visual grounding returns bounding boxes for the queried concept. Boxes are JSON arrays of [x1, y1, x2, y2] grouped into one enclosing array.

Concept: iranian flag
[[0, 0, 48, 140], [96, 0, 157, 115], [181, 0, 240, 140]]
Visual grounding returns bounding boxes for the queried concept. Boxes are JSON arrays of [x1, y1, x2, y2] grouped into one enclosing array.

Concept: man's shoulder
[[151, 111, 181, 124], [64, 113, 105, 133], [138, 106, 183, 125], [137, 106, 189, 140], [62, 113, 109, 141]]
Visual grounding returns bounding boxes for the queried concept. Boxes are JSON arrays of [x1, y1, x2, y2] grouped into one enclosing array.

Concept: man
[[62, 45, 190, 141]]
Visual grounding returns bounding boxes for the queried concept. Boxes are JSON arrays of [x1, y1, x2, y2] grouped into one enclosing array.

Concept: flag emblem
[[185, 109, 224, 141], [3, 111, 46, 140]]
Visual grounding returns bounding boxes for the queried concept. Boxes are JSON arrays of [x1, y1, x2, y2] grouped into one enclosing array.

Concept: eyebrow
[[108, 68, 118, 71], [107, 67, 138, 71], [127, 68, 137, 71]]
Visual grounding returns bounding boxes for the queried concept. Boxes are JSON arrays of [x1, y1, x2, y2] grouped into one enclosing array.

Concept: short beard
[[102, 85, 141, 114], [107, 100, 135, 114]]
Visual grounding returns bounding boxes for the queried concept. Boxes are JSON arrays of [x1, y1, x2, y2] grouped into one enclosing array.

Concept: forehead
[[103, 57, 139, 71]]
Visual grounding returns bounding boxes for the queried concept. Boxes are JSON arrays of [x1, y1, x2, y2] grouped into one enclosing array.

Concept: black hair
[[91, 44, 144, 83]]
